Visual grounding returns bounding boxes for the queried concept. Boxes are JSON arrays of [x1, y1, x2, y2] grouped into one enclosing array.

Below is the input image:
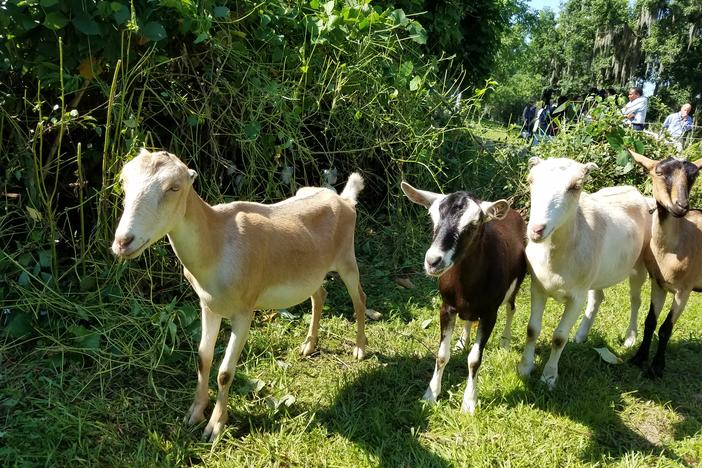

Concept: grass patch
[[2, 219, 702, 466]]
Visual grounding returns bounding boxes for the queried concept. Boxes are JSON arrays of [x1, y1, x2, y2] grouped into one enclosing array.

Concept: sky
[[528, 0, 562, 12]]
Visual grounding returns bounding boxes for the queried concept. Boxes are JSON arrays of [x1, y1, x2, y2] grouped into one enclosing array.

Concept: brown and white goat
[[628, 149, 702, 377], [112, 149, 369, 441], [402, 182, 527, 414], [519, 157, 651, 389]]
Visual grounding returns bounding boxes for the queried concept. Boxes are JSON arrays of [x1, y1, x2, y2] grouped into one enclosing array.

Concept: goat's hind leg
[[462, 312, 497, 415], [623, 261, 647, 348], [300, 286, 327, 356], [338, 259, 368, 360], [574, 289, 604, 344], [185, 303, 222, 426], [630, 280, 666, 368]]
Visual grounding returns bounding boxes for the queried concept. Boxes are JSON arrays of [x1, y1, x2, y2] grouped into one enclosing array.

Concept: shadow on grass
[[501, 336, 702, 464], [314, 354, 449, 468]]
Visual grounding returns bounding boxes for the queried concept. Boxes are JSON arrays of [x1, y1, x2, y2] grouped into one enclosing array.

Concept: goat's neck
[[545, 207, 579, 251], [652, 203, 681, 251], [167, 189, 221, 276]]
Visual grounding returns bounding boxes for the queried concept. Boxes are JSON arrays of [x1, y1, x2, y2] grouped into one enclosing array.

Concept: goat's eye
[[568, 183, 581, 191], [169, 186, 180, 192]]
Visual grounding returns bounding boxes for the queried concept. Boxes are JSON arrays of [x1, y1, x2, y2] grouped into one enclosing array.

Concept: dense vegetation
[[1, 0, 701, 465]]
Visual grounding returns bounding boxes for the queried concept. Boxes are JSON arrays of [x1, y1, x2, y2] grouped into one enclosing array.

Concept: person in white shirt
[[662, 103, 693, 139], [621, 87, 647, 131]]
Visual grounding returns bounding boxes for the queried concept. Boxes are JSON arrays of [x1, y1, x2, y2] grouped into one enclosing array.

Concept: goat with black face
[[402, 182, 527, 414]]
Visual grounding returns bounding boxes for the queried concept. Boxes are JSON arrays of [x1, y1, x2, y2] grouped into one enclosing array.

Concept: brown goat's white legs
[[574, 289, 605, 344], [300, 286, 327, 356], [499, 301, 516, 349], [423, 308, 456, 403], [461, 314, 496, 415], [185, 304, 222, 426], [623, 262, 647, 348], [455, 321, 471, 351], [518, 281, 547, 377], [540, 293, 586, 389], [203, 311, 254, 442], [338, 261, 367, 360]]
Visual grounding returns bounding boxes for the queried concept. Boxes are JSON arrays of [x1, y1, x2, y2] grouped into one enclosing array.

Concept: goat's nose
[[115, 234, 134, 249], [675, 199, 688, 210], [426, 253, 443, 269], [530, 224, 546, 238]]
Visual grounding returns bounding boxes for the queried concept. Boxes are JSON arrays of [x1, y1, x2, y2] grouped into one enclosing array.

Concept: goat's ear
[[188, 169, 198, 182], [627, 149, 656, 172], [480, 199, 510, 221], [138, 147, 151, 158], [528, 157, 542, 168], [583, 162, 599, 174], [401, 181, 441, 208]]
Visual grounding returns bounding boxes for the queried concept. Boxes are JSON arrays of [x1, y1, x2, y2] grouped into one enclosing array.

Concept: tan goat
[[628, 149, 702, 377], [112, 149, 369, 441]]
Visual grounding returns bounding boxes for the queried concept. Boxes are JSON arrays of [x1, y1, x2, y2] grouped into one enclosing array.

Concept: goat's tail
[[340, 172, 364, 204]]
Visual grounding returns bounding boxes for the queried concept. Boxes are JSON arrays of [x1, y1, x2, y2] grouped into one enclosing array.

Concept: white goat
[[518, 157, 651, 389], [112, 149, 369, 441], [628, 150, 702, 377]]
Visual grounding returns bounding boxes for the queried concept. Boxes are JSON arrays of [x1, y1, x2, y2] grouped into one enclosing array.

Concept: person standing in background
[[662, 103, 693, 139], [621, 87, 647, 131]]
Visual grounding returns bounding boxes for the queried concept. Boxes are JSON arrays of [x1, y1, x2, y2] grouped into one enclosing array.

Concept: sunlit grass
[[2, 220, 701, 466]]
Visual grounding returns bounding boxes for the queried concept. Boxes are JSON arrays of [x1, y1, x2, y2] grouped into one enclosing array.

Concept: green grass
[[2, 225, 702, 466]]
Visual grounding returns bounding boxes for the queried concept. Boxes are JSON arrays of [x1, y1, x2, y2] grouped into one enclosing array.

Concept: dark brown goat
[[402, 182, 527, 414]]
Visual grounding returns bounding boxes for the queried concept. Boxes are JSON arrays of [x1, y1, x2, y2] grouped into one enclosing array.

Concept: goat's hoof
[[623, 335, 636, 348], [645, 361, 664, 379], [461, 399, 476, 415], [517, 362, 533, 378], [628, 353, 646, 369], [352, 345, 366, 360], [299, 336, 318, 356], [539, 373, 558, 390], [184, 403, 206, 425], [422, 388, 438, 404], [203, 419, 226, 443], [573, 332, 587, 344]]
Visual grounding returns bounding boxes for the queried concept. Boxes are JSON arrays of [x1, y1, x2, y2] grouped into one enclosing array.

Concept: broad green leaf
[[142, 21, 167, 41], [244, 121, 261, 140], [324, 1, 334, 16], [409, 75, 422, 91], [593, 347, 622, 364], [112, 3, 129, 25], [213, 6, 229, 18], [4, 312, 33, 338], [73, 12, 100, 35], [44, 11, 69, 30]]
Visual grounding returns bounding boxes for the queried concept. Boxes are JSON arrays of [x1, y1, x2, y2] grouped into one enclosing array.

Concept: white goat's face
[[112, 149, 197, 259], [401, 182, 510, 276], [526, 157, 597, 242]]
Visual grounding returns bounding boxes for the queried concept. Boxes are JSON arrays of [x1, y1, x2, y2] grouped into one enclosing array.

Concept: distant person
[[621, 87, 647, 131], [662, 103, 693, 139], [521, 101, 537, 138]]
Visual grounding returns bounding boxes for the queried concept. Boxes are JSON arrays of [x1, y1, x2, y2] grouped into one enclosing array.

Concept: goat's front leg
[[649, 289, 689, 378], [423, 304, 456, 403], [630, 280, 667, 368], [300, 286, 327, 356], [461, 312, 496, 415], [203, 310, 254, 442], [540, 292, 586, 390], [574, 289, 604, 344], [185, 303, 222, 425], [518, 281, 547, 377]]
